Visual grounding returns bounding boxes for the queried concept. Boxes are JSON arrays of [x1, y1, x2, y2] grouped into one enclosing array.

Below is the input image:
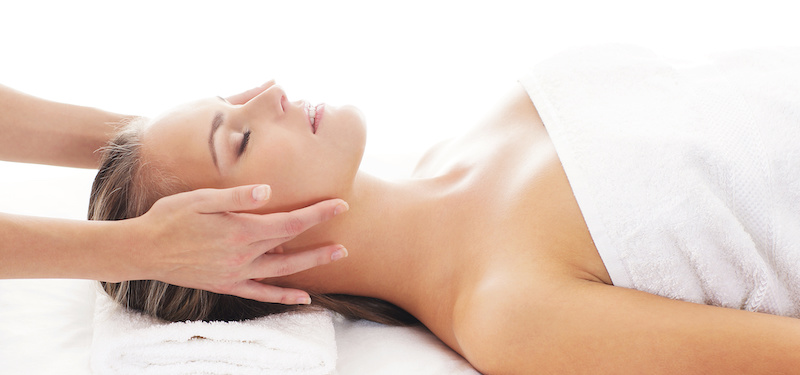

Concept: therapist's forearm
[[0, 212, 137, 281], [0, 84, 130, 169]]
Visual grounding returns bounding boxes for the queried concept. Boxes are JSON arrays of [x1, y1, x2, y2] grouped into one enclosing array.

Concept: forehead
[[140, 99, 223, 189]]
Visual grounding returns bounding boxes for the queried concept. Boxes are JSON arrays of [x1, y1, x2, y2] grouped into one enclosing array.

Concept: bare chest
[[414, 85, 607, 277], [411, 85, 611, 355]]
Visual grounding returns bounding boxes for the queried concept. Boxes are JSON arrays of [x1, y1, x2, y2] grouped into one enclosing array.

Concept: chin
[[340, 104, 367, 132], [334, 104, 368, 156]]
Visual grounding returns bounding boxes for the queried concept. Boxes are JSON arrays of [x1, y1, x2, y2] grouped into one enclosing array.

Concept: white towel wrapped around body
[[91, 292, 337, 375], [521, 45, 800, 316]]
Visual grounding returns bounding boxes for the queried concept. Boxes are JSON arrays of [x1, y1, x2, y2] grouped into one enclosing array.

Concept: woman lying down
[[89, 45, 800, 374]]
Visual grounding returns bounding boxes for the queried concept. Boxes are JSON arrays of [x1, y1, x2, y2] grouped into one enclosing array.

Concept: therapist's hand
[[129, 184, 349, 304]]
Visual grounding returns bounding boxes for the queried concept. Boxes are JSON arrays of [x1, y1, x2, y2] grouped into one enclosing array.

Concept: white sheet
[[0, 279, 95, 375], [335, 318, 479, 374]]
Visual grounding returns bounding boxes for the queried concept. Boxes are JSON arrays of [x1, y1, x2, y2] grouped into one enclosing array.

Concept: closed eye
[[238, 129, 251, 156]]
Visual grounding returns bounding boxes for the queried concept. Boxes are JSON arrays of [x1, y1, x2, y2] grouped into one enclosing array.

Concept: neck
[[271, 169, 466, 321]]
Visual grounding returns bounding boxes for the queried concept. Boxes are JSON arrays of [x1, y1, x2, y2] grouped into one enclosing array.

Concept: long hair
[[88, 117, 417, 325]]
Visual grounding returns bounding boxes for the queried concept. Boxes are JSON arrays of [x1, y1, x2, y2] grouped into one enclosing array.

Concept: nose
[[242, 84, 287, 120]]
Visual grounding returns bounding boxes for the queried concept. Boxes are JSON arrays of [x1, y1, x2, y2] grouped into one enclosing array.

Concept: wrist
[[94, 218, 153, 282]]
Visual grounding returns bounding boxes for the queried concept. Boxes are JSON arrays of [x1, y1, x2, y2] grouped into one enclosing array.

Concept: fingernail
[[331, 247, 348, 261], [296, 296, 311, 305], [252, 185, 271, 201], [333, 201, 349, 216]]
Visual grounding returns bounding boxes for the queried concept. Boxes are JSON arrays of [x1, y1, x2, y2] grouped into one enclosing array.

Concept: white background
[[0, 0, 797, 373], [1, 0, 797, 218]]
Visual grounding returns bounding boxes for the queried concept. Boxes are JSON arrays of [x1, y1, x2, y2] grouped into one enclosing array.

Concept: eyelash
[[237, 130, 251, 156]]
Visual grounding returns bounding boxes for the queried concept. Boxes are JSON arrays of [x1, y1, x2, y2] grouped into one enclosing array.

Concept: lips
[[305, 102, 325, 134]]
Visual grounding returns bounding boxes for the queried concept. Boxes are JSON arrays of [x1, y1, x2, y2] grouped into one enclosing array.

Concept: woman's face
[[141, 84, 367, 212]]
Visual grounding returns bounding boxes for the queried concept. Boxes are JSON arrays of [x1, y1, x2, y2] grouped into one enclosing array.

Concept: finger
[[267, 245, 286, 254], [192, 185, 272, 214], [226, 80, 276, 105], [248, 244, 348, 279], [227, 280, 312, 304], [247, 198, 349, 240]]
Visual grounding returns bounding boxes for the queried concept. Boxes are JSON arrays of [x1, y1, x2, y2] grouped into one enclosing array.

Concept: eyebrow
[[209, 111, 224, 171]]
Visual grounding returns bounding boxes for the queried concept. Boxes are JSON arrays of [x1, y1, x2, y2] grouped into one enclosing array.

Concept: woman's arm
[[0, 80, 277, 168], [0, 84, 127, 169], [0, 184, 349, 304], [462, 278, 800, 374]]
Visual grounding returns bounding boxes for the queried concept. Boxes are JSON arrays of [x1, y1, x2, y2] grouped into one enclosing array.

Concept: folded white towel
[[91, 291, 337, 375], [521, 45, 800, 316]]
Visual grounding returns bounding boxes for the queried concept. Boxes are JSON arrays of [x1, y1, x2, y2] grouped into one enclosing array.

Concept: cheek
[[233, 145, 296, 187], [230, 143, 325, 211]]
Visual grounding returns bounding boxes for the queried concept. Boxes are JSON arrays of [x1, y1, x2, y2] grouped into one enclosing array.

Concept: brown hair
[[89, 117, 417, 325]]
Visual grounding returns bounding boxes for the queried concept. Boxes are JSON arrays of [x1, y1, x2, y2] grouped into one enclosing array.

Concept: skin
[[0, 82, 347, 304], [143, 83, 800, 374]]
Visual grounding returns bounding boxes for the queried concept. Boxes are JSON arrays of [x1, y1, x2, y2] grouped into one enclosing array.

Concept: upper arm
[[459, 279, 800, 374]]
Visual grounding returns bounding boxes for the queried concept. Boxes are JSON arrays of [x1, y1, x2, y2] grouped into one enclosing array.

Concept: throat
[[276, 171, 468, 328]]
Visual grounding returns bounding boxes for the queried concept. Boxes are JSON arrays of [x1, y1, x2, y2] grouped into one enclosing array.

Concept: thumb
[[194, 184, 272, 214]]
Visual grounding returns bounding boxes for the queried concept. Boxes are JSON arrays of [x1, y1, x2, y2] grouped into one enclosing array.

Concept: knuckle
[[303, 203, 332, 223], [231, 189, 247, 209], [187, 188, 212, 208], [283, 216, 305, 236], [273, 262, 296, 277]]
